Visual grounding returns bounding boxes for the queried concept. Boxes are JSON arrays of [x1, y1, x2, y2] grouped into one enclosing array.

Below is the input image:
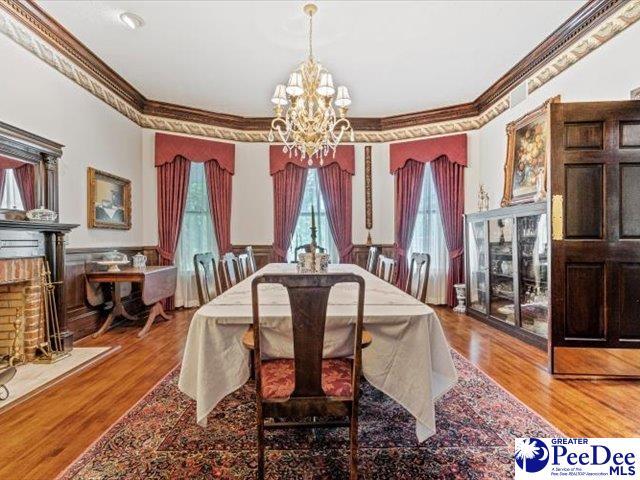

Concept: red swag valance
[[0, 155, 26, 169], [389, 133, 467, 174], [269, 145, 355, 175], [155, 133, 235, 174]]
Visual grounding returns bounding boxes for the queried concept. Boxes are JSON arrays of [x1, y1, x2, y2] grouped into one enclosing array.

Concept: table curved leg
[[93, 309, 116, 338], [138, 301, 173, 338]]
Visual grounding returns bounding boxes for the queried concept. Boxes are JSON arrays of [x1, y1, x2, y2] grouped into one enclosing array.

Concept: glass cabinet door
[[489, 217, 515, 324], [467, 220, 487, 313], [517, 214, 549, 338]]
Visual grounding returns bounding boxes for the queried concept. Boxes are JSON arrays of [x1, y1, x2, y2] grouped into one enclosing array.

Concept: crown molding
[[0, 0, 639, 143]]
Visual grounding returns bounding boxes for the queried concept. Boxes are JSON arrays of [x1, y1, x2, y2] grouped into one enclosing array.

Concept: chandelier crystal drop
[[269, 3, 354, 166]]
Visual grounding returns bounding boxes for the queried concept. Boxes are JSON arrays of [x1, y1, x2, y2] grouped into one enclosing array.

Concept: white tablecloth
[[178, 263, 458, 442]]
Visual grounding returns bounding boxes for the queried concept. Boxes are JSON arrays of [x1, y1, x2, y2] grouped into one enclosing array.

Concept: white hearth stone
[[1, 347, 111, 409]]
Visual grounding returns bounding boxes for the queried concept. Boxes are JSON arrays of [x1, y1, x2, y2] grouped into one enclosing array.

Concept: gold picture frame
[[87, 167, 131, 230], [501, 95, 560, 207]]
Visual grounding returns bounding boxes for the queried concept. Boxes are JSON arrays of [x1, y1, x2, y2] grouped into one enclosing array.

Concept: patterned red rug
[[59, 351, 559, 479]]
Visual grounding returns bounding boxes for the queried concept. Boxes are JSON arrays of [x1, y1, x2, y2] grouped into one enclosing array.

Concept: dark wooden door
[[550, 101, 640, 375]]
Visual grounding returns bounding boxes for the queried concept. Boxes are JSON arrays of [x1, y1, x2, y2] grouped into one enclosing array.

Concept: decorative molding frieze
[[0, 0, 638, 143], [528, 0, 640, 94]]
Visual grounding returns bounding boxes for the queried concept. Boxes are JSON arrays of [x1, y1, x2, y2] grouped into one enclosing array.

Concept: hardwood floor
[[435, 306, 640, 438], [1, 307, 639, 479], [0, 310, 192, 480]]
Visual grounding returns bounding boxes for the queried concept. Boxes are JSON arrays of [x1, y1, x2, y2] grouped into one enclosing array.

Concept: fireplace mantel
[[0, 221, 79, 351], [0, 219, 78, 233]]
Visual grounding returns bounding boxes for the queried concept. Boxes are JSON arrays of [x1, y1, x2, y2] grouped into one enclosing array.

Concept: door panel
[[619, 263, 640, 341], [564, 263, 605, 340], [620, 164, 640, 238], [550, 101, 640, 375], [564, 122, 604, 150], [564, 164, 603, 239], [620, 122, 640, 148]]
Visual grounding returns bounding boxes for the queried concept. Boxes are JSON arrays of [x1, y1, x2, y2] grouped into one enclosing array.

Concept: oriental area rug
[[59, 351, 559, 479]]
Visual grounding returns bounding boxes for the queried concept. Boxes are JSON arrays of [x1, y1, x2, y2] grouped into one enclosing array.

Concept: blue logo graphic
[[515, 438, 550, 473]]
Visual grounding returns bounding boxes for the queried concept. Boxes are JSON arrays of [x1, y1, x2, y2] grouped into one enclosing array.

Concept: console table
[[87, 265, 177, 338]]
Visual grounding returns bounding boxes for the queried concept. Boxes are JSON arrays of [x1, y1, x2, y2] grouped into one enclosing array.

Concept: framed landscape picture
[[501, 95, 560, 207], [87, 167, 131, 230]]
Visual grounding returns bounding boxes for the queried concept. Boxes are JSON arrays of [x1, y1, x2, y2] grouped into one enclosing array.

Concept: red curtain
[[204, 160, 232, 255], [431, 156, 465, 307], [14, 163, 36, 211], [272, 163, 308, 262], [317, 162, 353, 263], [156, 155, 191, 310], [394, 160, 425, 287]]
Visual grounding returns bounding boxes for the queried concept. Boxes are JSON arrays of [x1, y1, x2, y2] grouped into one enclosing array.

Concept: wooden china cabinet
[[464, 202, 549, 349]]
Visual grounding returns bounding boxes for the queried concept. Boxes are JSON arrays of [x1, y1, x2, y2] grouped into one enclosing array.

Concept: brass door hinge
[[552, 194, 563, 240]]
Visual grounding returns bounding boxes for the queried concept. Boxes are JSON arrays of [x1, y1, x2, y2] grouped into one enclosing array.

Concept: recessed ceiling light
[[119, 12, 144, 30]]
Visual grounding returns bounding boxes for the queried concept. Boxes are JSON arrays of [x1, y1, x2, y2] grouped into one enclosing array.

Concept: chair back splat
[[245, 246, 258, 275], [376, 255, 396, 284], [238, 253, 251, 280], [251, 273, 366, 480], [406, 252, 431, 304], [221, 252, 240, 289], [193, 252, 221, 304], [365, 246, 379, 273]]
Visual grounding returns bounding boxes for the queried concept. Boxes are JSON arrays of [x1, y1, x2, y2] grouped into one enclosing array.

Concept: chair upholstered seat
[[260, 358, 353, 399]]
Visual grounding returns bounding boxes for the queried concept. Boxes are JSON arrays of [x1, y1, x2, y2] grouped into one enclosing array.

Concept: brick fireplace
[[0, 257, 44, 365]]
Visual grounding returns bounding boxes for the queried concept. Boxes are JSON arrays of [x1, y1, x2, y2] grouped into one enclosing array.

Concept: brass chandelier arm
[[268, 3, 353, 164]]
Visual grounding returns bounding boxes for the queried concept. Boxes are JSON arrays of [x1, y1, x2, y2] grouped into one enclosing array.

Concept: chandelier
[[268, 3, 354, 165]]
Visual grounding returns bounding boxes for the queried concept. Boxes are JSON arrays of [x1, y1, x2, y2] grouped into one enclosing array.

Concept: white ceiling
[[37, 0, 584, 117]]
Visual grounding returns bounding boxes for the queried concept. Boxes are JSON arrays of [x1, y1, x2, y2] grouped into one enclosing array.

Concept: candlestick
[[310, 204, 318, 248]]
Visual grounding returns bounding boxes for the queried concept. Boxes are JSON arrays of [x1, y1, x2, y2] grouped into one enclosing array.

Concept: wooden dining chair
[[376, 255, 396, 284], [245, 246, 258, 275], [405, 252, 431, 304], [221, 252, 240, 290], [238, 253, 250, 280], [365, 246, 379, 273], [250, 273, 368, 480], [193, 252, 222, 305]]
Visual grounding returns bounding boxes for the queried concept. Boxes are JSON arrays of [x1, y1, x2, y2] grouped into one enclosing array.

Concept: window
[[408, 163, 449, 304], [0, 169, 24, 210], [175, 162, 218, 308], [287, 169, 338, 263]]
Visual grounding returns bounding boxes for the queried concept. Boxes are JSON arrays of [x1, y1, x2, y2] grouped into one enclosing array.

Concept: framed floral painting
[[501, 95, 560, 207], [87, 167, 131, 230]]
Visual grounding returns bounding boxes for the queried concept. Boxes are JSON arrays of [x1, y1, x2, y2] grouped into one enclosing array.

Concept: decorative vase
[[453, 283, 467, 313]]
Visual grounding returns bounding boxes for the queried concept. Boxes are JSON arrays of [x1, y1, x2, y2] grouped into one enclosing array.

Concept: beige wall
[[0, 35, 143, 248]]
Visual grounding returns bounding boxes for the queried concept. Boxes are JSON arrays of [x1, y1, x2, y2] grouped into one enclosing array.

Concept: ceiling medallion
[[268, 3, 354, 165]]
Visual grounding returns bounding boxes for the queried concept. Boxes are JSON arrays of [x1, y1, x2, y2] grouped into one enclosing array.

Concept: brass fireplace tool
[[34, 260, 70, 364]]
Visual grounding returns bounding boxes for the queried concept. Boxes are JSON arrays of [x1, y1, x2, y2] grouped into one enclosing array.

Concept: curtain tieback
[[449, 248, 464, 260], [394, 244, 407, 257], [272, 244, 287, 259], [339, 244, 354, 257], [156, 246, 174, 262]]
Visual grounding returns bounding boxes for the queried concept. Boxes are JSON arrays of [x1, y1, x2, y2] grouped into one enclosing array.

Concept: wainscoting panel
[[65, 246, 158, 340]]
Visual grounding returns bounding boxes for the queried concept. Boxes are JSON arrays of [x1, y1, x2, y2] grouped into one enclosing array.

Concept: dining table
[[178, 263, 458, 442]]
